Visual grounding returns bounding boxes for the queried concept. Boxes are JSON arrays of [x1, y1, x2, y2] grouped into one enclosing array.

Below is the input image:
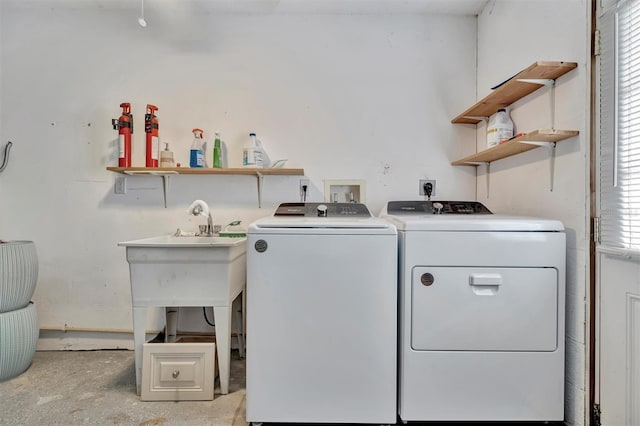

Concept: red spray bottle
[[144, 104, 159, 168], [112, 102, 133, 167]]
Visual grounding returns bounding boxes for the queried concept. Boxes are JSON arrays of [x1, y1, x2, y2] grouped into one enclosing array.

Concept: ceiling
[[7, 0, 491, 15]]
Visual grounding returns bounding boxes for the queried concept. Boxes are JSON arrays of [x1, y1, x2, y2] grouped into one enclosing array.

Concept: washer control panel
[[386, 200, 492, 215], [274, 202, 372, 217]]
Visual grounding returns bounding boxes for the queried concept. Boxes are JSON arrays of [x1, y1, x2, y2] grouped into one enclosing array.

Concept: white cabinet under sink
[[141, 342, 216, 401]]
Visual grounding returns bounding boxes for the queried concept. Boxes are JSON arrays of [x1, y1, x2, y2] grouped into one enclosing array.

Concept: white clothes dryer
[[382, 200, 565, 422], [246, 202, 398, 425]]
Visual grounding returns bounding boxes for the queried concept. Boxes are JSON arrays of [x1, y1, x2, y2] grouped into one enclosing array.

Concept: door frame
[[589, 0, 598, 421]]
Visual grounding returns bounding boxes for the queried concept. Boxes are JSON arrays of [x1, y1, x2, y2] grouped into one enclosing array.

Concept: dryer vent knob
[[317, 204, 328, 217]]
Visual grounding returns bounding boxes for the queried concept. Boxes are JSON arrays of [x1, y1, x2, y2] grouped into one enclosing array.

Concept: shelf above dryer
[[451, 129, 579, 166], [451, 61, 578, 124]]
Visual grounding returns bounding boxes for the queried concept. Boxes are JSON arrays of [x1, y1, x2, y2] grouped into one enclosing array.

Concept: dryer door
[[411, 267, 558, 351]]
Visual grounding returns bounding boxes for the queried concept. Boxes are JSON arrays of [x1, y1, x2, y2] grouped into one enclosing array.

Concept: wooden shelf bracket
[[516, 78, 555, 86], [256, 172, 264, 209], [160, 175, 171, 208], [462, 116, 489, 123], [519, 140, 558, 191], [516, 78, 556, 131], [484, 162, 491, 198], [475, 139, 558, 197]]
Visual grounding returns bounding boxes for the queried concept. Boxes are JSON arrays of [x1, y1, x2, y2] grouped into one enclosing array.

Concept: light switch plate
[[115, 176, 127, 194]]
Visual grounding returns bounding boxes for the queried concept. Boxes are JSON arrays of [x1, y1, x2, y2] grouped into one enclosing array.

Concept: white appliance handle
[[469, 273, 502, 286], [469, 273, 502, 295]]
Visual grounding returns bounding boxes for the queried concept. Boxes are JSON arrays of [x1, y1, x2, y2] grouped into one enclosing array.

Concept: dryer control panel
[[387, 201, 492, 215], [274, 202, 372, 217]]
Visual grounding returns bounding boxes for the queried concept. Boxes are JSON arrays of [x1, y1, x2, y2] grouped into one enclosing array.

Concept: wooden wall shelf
[[106, 167, 304, 176], [451, 61, 578, 124], [451, 129, 579, 166]]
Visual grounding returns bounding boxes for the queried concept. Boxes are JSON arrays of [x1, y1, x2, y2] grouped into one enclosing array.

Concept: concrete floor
[[0, 350, 247, 426], [0, 350, 566, 426]]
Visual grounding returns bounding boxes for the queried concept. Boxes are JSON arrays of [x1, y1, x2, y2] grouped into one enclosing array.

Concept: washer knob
[[432, 202, 444, 215], [317, 204, 328, 217]]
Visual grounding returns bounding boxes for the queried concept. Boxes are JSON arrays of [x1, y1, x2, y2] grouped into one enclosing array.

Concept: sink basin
[[118, 234, 247, 305], [119, 234, 246, 248]]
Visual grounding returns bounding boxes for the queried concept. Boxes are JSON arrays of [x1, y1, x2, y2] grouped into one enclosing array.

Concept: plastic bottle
[[486, 108, 514, 148], [243, 132, 265, 168], [190, 128, 205, 168], [213, 131, 222, 168], [160, 142, 174, 168]]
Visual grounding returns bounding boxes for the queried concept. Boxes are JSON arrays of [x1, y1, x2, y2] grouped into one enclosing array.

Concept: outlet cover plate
[[419, 179, 436, 196], [324, 179, 366, 203], [115, 176, 127, 194]]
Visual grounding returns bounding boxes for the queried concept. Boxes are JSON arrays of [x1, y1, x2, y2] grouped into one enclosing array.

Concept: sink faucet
[[187, 199, 214, 236]]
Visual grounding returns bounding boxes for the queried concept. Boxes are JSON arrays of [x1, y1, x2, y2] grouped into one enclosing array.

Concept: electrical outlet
[[419, 179, 436, 196], [115, 176, 127, 194], [299, 178, 310, 192]]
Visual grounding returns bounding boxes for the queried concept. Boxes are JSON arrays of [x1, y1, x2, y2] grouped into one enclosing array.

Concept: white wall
[[0, 1, 592, 422], [0, 3, 477, 342], [476, 1, 590, 425]]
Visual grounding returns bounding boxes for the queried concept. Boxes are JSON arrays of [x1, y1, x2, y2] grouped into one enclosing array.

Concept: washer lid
[[384, 213, 564, 231], [251, 215, 395, 230], [274, 202, 372, 218], [250, 202, 396, 231], [384, 200, 492, 215], [381, 200, 563, 231]]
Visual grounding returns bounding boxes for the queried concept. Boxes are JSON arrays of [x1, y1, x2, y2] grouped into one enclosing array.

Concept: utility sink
[[118, 236, 246, 304], [118, 234, 247, 396]]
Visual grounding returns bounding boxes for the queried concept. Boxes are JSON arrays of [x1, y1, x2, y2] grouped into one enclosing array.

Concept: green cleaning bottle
[[213, 131, 222, 168]]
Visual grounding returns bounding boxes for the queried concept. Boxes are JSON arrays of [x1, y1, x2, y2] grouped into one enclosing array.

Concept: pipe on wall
[[0, 141, 13, 173], [39, 325, 158, 334]]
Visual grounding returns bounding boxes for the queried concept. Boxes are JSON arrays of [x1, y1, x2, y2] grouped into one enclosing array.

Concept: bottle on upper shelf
[[213, 131, 222, 168], [160, 142, 174, 168], [190, 128, 205, 168], [243, 132, 267, 168], [486, 108, 514, 148]]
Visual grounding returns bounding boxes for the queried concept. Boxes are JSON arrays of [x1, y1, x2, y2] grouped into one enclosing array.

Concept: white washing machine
[[382, 200, 565, 422], [246, 202, 398, 425]]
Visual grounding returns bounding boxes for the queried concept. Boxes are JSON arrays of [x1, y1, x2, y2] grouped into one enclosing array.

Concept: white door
[[411, 267, 558, 351], [598, 254, 640, 425], [597, 1, 640, 424]]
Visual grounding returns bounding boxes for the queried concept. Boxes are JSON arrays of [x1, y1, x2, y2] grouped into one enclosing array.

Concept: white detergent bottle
[[243, 132, 266, 168], [486, 108, 514, 148]]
